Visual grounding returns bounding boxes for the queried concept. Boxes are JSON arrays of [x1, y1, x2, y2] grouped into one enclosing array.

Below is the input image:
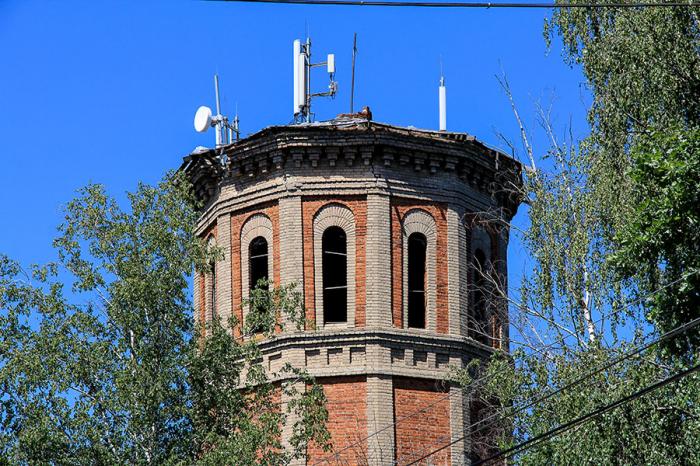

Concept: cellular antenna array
[[193, 74, 240, 148], [293, 37, 338, 123]]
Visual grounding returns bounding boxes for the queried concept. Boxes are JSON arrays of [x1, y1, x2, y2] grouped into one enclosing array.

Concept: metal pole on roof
[[350, 33, 357, 113]]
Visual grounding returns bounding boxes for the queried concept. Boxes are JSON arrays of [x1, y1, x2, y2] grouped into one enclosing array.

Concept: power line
[[472, 361, 700, 465], [312, 273, 695, 466], [208, 0, 700, 8], [401, 313, 700, 465], [407, 360, 700, 465]]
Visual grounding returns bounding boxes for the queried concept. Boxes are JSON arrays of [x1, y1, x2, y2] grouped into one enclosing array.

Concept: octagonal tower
[[182, 115, 522, 465]]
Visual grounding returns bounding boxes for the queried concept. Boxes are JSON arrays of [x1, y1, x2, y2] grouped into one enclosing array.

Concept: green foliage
[[545, 2, 700, 297], [0, 172, 329, 464], [613, 127, 700, 356], [546, 2, 700, 179], [454, 5, 700, 464], [458, 348, 700, 465], [519, 135, 617, 348], [190, 318, 330, 465], [191, 282, 330, 465]]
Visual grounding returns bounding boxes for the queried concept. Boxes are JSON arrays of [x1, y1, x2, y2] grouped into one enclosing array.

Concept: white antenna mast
[[193, 74, 240, 151], [214, 74, 223, 146], [439, 63, 447, 131], [293, 37, 338, 123]]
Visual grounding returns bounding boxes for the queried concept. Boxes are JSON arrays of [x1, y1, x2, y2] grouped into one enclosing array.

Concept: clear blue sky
[[0, 0, 589, 285]]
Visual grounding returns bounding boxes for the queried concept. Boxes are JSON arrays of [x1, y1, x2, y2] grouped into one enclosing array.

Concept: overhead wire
[[472, 361, 700, 465], [401, 312, 700, 465], [208, 0, 700, 8]]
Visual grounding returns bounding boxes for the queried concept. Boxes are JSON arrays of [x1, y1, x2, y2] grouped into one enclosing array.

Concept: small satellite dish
[[194, 105, 213, 133]]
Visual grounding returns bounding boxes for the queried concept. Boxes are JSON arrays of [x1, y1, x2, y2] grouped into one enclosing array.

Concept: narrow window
[[248, 236, 270, 333], [249, 236, 269, 292], [210, 263, 217, 320], [407, 232, 427, 328], [322, 226, 347, 323], [207, 236, 217, 322], [472, 249, 488, 344]]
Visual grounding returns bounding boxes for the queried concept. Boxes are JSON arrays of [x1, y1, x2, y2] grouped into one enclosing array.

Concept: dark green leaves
[[0, 172, 328, 464], [614, 126, 700, 356]]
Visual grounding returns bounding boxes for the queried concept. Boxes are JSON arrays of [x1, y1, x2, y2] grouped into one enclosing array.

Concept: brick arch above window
[[313, 203, 356, 234], [313, 203, 356, 329], [240, 213, 274, 326], [401, 209, 437, 332]]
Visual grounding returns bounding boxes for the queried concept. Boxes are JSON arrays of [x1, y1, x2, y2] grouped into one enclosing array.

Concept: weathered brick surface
[[307, 376, 368, 465], [390, 199, 450, 333], [393, 377, 451, 466], [301, 197, 367, 329], [185, 121, 524, 465]]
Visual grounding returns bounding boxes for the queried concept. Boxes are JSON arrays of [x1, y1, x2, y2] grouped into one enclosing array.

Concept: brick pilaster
[[365, 194, 392, 328], [215, 213, 233, 326], [366, 375, 395, 465], [279, 196, 304, 328]]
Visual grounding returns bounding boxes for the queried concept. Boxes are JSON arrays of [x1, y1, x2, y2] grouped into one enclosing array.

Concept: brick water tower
[[182, 111, 522, 465]]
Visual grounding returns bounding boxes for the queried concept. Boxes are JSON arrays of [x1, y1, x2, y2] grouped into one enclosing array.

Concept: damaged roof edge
[[209, 118, 516, 164]]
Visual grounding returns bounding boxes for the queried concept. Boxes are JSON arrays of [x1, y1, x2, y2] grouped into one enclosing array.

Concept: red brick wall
[[230, 203, 280, 338], [241, 384, 283, 461], [393, 377, 451, 466], [390, 199, 450, 333], [301, 197, 367, 329], [307, 376, 368, 465]]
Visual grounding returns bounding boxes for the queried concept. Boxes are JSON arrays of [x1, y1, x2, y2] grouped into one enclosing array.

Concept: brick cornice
[[181, 121, 523, 218]]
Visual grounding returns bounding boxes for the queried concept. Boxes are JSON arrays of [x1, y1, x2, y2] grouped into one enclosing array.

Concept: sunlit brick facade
[[182, 116, 522, 465]]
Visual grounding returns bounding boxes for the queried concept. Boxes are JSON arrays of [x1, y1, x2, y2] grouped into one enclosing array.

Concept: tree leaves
[[0, 172, 329, 464]]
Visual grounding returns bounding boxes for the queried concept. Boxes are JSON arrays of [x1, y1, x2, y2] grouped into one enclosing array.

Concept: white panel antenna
[[298, 48, 307, 113], [293, 39, 301, 114], [439, 76, 447, 131], [292, 37, 338, 123]]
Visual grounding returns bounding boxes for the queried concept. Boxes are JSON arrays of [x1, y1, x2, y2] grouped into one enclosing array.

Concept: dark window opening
[[407, 232, 427, 329], [249, 236, 269, 333], [249, 236, 269, 291], [322, 226, 347, 323], [210, 263, 217, 320], [472, 249, 489, 344]]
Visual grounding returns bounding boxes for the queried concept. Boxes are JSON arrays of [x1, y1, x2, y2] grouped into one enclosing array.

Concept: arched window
[[472, 248, 488, 344], [407, 233, 427, 328], [322, 226, 347, 323], [249, 236, 269, 291], [248, 236, 269, 334]]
